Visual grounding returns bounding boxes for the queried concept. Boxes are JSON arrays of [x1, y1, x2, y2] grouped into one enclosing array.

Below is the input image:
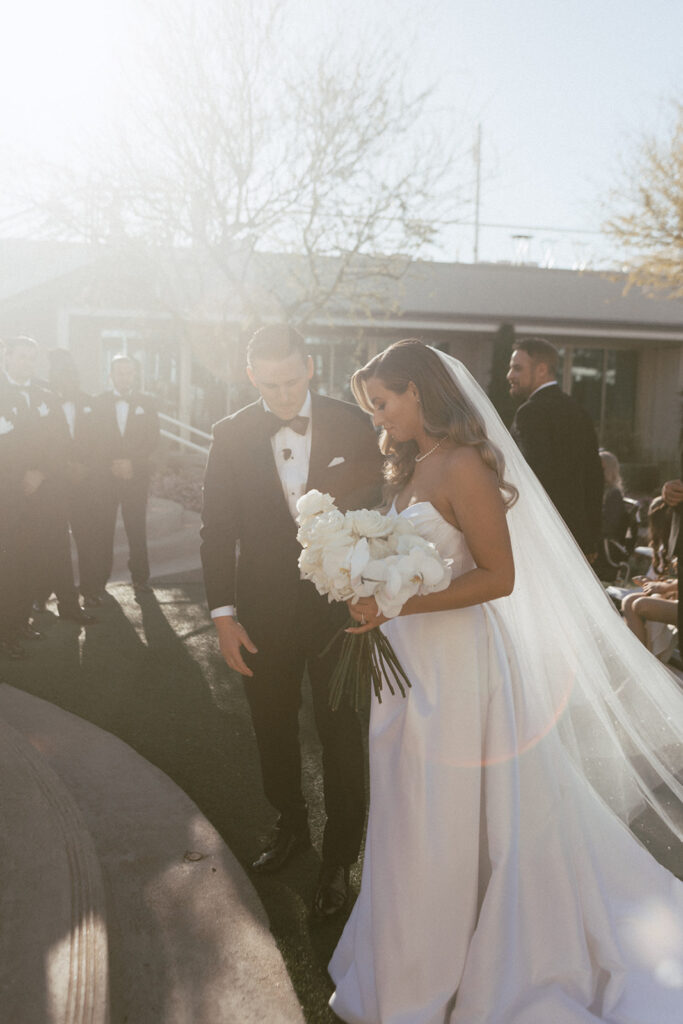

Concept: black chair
[[600, 497, 642, 584]]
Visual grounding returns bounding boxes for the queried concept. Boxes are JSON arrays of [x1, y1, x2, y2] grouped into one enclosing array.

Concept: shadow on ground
[[3, 570, 681, 1022], [2, 570, 354, 1024]]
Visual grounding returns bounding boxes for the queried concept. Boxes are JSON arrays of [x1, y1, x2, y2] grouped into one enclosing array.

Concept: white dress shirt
[[114, 392, 130, 435], [269, 390, 312, 519], [211, 391, 313, 621], [62, 400, 76, 439]]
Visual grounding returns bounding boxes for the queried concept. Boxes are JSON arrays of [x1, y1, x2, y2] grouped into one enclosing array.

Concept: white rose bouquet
[[296, 490, 452, 710]]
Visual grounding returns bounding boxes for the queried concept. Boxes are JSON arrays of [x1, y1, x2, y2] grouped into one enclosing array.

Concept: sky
[[0, 0, 681, 269]]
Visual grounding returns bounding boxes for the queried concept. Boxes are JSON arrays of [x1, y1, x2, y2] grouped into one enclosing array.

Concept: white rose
[[367, 535, 395, 560], [344, 508, 392, 538], [298, 546, 324, 579], [297, 508, 349, 548], [321, 547, 356, 601], [296, 489, 337, 523]]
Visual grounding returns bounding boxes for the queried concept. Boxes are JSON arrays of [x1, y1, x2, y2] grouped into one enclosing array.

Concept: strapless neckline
[[392, 499, 461, 533]]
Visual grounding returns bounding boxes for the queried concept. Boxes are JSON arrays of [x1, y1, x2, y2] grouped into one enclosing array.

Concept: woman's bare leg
[[624, 595, 677, 650]]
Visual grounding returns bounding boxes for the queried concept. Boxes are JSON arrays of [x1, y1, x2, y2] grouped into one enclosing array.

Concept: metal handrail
[[160, 428, 210, 456], [158, 412, 213, 441]]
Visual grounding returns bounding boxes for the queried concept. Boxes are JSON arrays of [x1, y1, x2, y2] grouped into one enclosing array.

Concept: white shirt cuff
[[211, 605, 236, 619]]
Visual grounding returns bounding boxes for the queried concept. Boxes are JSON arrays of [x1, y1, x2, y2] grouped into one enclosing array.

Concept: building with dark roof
[[0, 238, 681, 469]]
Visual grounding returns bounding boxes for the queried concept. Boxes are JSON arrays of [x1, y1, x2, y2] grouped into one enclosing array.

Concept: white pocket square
[[134, 406, 145, 415], [327, 456, 345, 468]]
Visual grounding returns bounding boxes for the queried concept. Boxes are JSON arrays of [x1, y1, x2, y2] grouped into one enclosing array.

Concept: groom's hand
[[213, 615, 258, 677]]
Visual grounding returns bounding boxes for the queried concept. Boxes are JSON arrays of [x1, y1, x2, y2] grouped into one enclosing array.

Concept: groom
[[200, 325, 383, 918]]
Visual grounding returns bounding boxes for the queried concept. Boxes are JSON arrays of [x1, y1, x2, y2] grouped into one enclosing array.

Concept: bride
[[328, 340, 683, 1024]]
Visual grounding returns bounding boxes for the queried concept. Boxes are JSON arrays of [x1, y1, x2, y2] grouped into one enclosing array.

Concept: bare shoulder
[[442, 444, 497, 488]]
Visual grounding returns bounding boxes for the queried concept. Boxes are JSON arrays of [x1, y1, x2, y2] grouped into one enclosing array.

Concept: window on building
[[568, 347, 638, 458], [304, 334, 364, 399]]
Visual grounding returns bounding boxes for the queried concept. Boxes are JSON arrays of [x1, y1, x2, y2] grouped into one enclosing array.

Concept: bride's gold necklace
[[414, 438, 443, 463]]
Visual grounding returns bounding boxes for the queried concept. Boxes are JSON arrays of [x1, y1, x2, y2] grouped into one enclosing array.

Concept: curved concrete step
[[0, 715, 109, 1024], [0, 685, 304, 1024]]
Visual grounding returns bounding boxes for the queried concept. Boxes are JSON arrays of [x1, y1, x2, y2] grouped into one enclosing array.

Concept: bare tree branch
[[22, 0, 468, 337], [604, 100, 683, 297]]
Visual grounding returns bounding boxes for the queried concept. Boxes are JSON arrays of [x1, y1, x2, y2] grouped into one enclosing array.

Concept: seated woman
[[600, 450, 627, 541], [622, 577, 678, 658], [647, 494, 674, 576], [621, 496, 677, 660], [594, 449, 629, 579]]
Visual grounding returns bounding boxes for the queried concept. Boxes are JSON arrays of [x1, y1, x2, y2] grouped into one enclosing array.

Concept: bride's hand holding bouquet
[[296, 489, 452, 710], [345, 595, 387, 634]]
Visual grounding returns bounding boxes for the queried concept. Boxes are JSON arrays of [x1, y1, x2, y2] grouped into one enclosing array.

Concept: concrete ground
[[0, 684, 304, 1024]]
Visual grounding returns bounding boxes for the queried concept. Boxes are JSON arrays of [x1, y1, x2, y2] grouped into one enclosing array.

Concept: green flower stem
[[324, 618, 412, 711]]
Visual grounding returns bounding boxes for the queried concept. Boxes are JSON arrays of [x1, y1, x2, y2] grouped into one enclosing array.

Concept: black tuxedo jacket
[[200, 392, 384, 650], [0, 375, 73, 531], [6, 380, 70, 479], [91, 390, 160, 480], [510, 383, 603, 554], [0, 372, 27, 522], [57, 391, 98, 469]]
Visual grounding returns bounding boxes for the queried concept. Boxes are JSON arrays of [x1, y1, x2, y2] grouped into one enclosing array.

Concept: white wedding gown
[[329, 502, 683, 1024]]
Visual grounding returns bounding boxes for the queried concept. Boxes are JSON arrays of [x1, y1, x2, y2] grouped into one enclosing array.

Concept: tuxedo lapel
[[306, 393, 334, 490], [103, 392, 119, 436], [122, 393, 139, 440], [251, 403, 293, 519]]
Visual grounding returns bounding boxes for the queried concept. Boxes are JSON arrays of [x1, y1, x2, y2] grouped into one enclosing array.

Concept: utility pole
[[473, 123, 482, 262]]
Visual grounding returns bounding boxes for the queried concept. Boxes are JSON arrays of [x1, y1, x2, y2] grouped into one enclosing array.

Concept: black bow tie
[[264, 411, 309, 436]]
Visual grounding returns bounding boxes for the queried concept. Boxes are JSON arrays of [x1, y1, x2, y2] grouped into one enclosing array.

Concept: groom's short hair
[[247, 324, 307, 366], [515, 337, 559, 377]]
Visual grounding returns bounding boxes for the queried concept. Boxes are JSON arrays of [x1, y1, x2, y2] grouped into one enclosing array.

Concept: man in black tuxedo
[[508, 336, 603, 558], [200, 325, 383, 919], [47, 349, 102, 605], [0, 360, 31, 657], [1, 337, 94, 639], [91, 355, 160, 596]]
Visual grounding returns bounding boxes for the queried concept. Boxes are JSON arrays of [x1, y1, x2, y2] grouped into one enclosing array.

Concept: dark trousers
[[242, 586, 366, 867], [97, 475, 151, 587], [21, 484, 79, 616], [68, 483, 102, 597], [0, 505, 30, 640]]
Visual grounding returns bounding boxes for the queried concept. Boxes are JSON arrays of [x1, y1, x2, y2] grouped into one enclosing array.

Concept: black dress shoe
[[81, 593, 103, 607], [312, 863, 350, 921], [58, 608, 98, 625], [252, 827, 311, 874]]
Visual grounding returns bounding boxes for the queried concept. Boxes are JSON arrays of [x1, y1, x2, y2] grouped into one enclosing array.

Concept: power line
[[444, 219, 606, 236]]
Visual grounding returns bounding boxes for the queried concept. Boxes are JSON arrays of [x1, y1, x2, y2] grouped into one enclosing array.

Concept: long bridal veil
[[435, 348, 682, 845]]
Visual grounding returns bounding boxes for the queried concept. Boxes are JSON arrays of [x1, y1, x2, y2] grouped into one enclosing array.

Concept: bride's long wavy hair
[[351, 339, 518, 508]]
